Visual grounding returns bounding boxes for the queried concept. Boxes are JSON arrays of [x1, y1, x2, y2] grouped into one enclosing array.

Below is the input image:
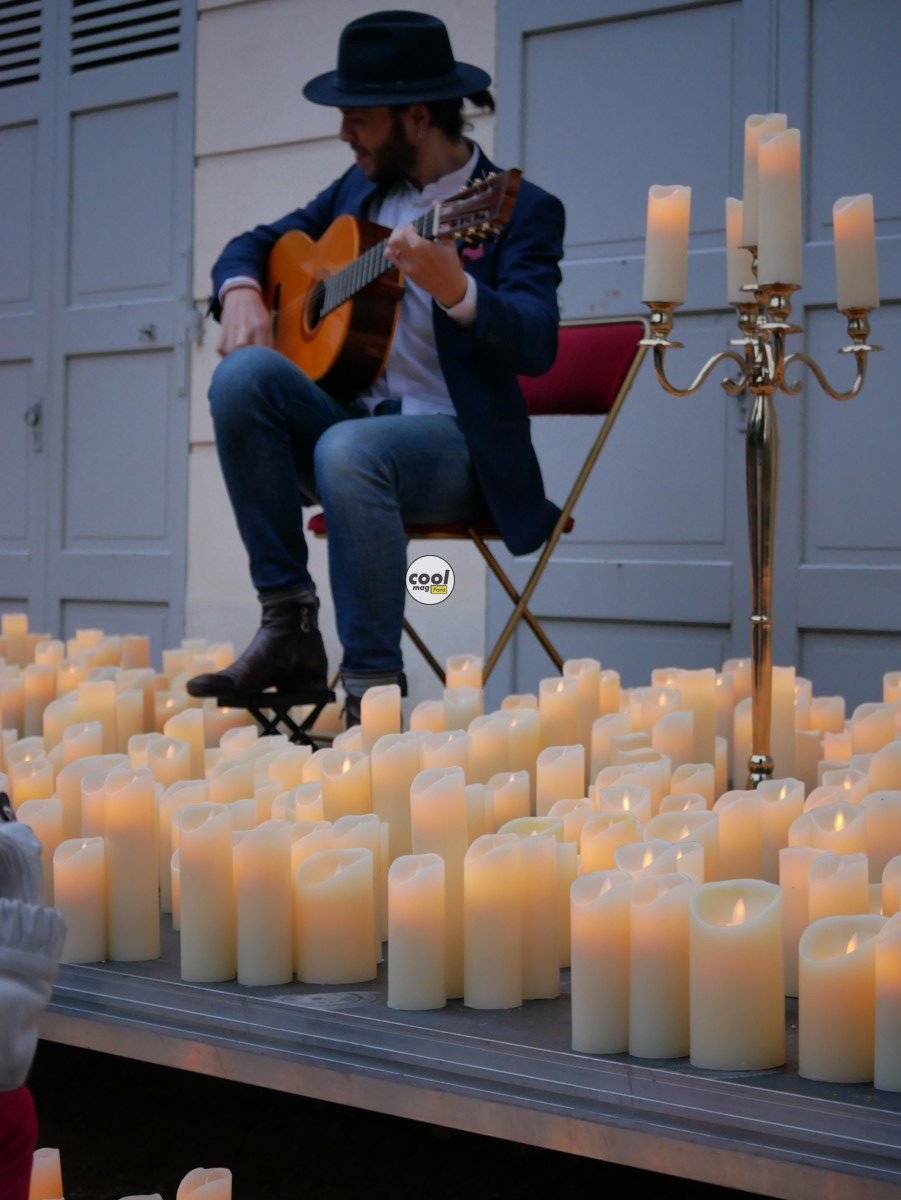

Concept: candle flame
[[834, 809, 846, 832], [622, 796, 631, 812], [341, 757, 352, 774], [730, 897, 747, 925], [778, 785, 789, 800], [845, 933, 859, 955], [598, 878, 613, 897], [555, 680, 565, 693], [678, 825, 691, 840], [641, 849, 654, 869]]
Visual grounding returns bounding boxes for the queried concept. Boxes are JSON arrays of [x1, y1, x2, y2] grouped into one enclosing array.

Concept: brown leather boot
[[186, 591, 328, 698]]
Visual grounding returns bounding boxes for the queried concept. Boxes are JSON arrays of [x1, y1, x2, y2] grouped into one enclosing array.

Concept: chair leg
[[467, 529, 564, 681], [402, 618, 447, 684]]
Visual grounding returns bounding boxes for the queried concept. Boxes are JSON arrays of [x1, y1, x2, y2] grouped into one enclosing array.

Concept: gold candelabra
[[641, 263, 881, 787]]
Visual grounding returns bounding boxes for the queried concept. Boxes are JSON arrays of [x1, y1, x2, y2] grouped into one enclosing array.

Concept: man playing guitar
[[188, 10, 566, 725]]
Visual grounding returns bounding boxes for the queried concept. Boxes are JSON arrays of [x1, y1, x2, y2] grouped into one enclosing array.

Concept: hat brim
[[303, 62, 491, 108]]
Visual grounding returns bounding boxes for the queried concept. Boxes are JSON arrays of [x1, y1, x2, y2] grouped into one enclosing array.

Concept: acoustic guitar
[[264, 168, 521, 397]]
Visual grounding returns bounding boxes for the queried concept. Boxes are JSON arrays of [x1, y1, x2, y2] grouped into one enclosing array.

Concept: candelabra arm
[[648, 345, 748, 397], [782, 348, 870, 402]]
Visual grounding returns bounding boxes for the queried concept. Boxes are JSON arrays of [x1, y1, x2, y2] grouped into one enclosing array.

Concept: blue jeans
[[209, 347, 489, 681]]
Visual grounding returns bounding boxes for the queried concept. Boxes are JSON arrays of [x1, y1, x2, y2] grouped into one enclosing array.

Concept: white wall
[[187, 0, 497, 709]]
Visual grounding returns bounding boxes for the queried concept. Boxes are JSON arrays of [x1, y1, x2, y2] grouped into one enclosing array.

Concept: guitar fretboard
[[319, 208, 436, 317]]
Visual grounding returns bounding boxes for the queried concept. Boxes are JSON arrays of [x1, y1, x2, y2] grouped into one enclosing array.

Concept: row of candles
[[642, 112, 879, 309], [29, 1148, 230, 1200], [2, 615, 901, 1089]]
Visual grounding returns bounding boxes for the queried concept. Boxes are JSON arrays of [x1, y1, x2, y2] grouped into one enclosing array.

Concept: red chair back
[[518, 320, 646, 417]]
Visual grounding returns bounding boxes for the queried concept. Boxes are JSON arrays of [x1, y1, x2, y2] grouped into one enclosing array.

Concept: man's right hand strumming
[[218, 285, 272, 356]]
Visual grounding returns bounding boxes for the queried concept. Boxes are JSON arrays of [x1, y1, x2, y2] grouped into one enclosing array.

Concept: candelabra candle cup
[[628, 872, 697, 1059], [875, 913, 901, 1092], [388, 853, 446, 1010], [799, 914, 886, 1083], [570, 870, 632, 1053], [689, 880, 785, 1070]]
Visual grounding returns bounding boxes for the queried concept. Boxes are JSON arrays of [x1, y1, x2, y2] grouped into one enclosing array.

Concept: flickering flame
[[642, 849, 654, 869], [841, 776, 853, 791], [679, 825, 691, 840], [597, 878, 613, 897], [778, 785, 789, 800], [846, 933, 859, 955], [555, 680, 565, 693], [834, 810, 846, 832], [730, 897, 747, 925], [622, 796, 631, 812], [657, 693, 668, 707], [341, 757, 352, 774]]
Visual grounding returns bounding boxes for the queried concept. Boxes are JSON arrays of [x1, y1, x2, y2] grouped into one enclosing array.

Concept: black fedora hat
[[303, 10, 491, 107]]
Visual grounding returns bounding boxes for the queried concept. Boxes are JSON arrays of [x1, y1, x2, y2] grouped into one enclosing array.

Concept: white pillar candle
[[821, 766, 868, 803], [875, 912, 901, 1092], [368, 731, 419, 861], [741, 113, 788, 247], [598, 668, 621, 715], [54, 837, 106, 963], [651, 710, 695, 771], [570, 870, 631, 1053], [629, 873, 697, 1058], [419, 729, 469, 774], [630, 686, 681, 735], [164, 707, 205, 780], [535, 744, 585, 817], [779, 845, 826, 997], [790, 801, 868, 855], [501, 693, 538, 711], [757, 777, 805, 883], [547, 796, 593, 843], [689, 879, 785, 1069], [387, 853, 446, 1010], [465, 783, 490, 845], [0, 677, 25, 741], [159, 780, 208, 913], [273, 782, 324, 823], [505, 707, 540, 793], [536, 677, 580, 753], [1, 612, 28, 666], [146, 736, 192, 789], [794, 730, 822, 795], [16, 797, 63, 904], [799, 914, 886, 1082], [233, 820, 293, 986], [833, 194, 879, 311], [673, 669, 716, 766], [264, 747, 312, 791], [467, 713, 510, 784], [28, 1146, 64, 1200], [596, 781, 652, 825], [713, 790, 763, 880], [579, 812, 644, 874], [10, 757, 54, 810], [870, 742, 901, 792], [615, 837, 681, 879], [129, 731, 169, 770], [642, 184, 692, 304], [103, 767, 159, 961], [659, 792, 708, 814], [445, 654, 482, 689], [556, 839, 578, 966], [443, 685, 481, 731], [61, 721, 104, 765], [502, 824, 560, 1000], [33, 638, 64, 668], [410, 766, 468, 997], [610, 733, 651, 761], [77, 678, 117, 753], [23, 665, 56, 738], [714, 671, 735, 745], [862, 791, 901, 881], [360, 683, 401, 753], [883, 855, 901, 918], [726, 196, 755, 303], [113, 688, 144, 754], [757, 127, 803, 286], [290, 822, 335, 882], [41, 692, 80, 751], [595, 758, 670, 816], [590, 712, 630, 778], [809, 696, 846, 734], [408, 699, 445, 732], [179, 804, 236, 982], [53, 753, 124, 840], [670, 762, 715, 807], [852, 702, 895, 754], [319, 749, 371, 821], [176, 1166, 232, 1199], [808, 852, 870, 922], [334, 812, 385, 947], [487, 771, 531, 830], [646, 809, 720, 881], [295, 847, 376, 984], [563, 657, 601, 754], [463, 833, 522, 1009]]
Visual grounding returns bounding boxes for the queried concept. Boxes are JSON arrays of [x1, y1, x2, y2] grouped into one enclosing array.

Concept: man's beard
[[366, 113, 418, 186]]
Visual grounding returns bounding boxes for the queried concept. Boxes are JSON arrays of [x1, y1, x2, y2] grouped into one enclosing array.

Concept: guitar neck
[[319, 209, 436, 318]]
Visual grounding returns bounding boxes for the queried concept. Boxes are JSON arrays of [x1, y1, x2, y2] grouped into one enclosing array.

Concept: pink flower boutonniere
[[460, 244, 486, 263]]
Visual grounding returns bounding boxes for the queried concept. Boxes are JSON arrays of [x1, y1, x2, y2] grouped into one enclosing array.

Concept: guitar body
[[265, 215, 405, 396]]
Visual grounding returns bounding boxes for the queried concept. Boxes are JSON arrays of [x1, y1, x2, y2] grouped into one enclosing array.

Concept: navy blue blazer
[[211, 148, 565, 557]]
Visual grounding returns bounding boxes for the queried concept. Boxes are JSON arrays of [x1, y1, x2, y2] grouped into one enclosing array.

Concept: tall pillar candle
[[713, 790, 763, 879], [579, 812, 644, 874], [387, 853, 446, 1010], [870, 743, 901, 792], [502, 823, 560, 1000], [808, 852, 870, 922], [147, 736, 192, 789], [799, 914, 886, 1082], [596, 781, 652, 825], [727, 198, 755, 302], [674, 669, 715, 766], [62, 721, 104, 765], [53, 837, 107, 963], [179, 804, 236, 982], [779, 845, 827, 996], [741, 113, 788, 247], [651, 711, 694, 770], [757, 777, 805, 882], [658, 793, 708, 814], [505, 707, 540, 795], [487, 771, 531, 830], [570, 870, 631, 1053], [590, 712, 630, 778], [598, 669, 621, 716], [23, 665, 56, 738], [628, 873, 697, 1058], [1, 612, 28, 667], [77, 678, 117, 753], [563, 657, 601, 754], [28, 1146, 64, 1200], [538, 677, 579, 750], [670, 762, 715, 807], [104, 767, 160, 961], [756, 128, 802, 286], [234, 820, 292, 985], [645, 809, 719, 882], [833, 194, 879, 312], [443, 685, 481, 731], [159, 780, 208, 912], [16, 797, 63, 904], [360, 683, 401, 753], [463, 833, 522, 1009], [334, 812, 385, 948], [420, 729, 469, 774], [883, 855, 901, 918], [642, 184, 691, 304], [789, 801, 867, 855], [535, 744, 585, 817], [875, 913, 901, 1092], [409, 699, 445, 732], [445, 654, 482, 689], [863, 791, 901, 881], [164, 707, 206, 780], [468, 713, 511, 784], [295, 847, 376, 984], [410, 765, 468, 997], [319, 749, 371, 821], [852, 702, 895, 755], [689, 880, 785, 1069], [370, 731, 421, 861]]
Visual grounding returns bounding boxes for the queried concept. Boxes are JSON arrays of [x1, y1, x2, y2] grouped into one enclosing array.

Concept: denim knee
[[314, 420, 386, 504]]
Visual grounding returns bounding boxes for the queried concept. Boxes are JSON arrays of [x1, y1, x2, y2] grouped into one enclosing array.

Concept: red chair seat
[[307, 513, 575, 538]]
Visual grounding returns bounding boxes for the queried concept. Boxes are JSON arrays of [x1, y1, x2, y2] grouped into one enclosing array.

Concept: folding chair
[[308, 316, 649, 685]]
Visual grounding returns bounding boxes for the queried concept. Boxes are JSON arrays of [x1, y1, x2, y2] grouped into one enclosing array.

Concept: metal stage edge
[[39, 923, 901, 1200]]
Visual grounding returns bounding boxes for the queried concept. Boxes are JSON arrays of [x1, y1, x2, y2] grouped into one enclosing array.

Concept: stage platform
[[39, 921, 901, 1200]]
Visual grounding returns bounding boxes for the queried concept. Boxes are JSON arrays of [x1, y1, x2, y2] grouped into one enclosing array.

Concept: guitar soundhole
[[306, 281, 325, 331]]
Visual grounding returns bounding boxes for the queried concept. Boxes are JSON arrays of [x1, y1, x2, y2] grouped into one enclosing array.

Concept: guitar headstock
[[434, 168, 522, 243]]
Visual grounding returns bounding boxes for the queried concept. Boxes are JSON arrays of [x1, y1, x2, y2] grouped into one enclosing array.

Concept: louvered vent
[[70, 0, 179, 74], [0, 0, 41, 89]]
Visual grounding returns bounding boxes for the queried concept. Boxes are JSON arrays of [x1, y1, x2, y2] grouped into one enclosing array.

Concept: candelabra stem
[[745, 389, 779, 787]]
